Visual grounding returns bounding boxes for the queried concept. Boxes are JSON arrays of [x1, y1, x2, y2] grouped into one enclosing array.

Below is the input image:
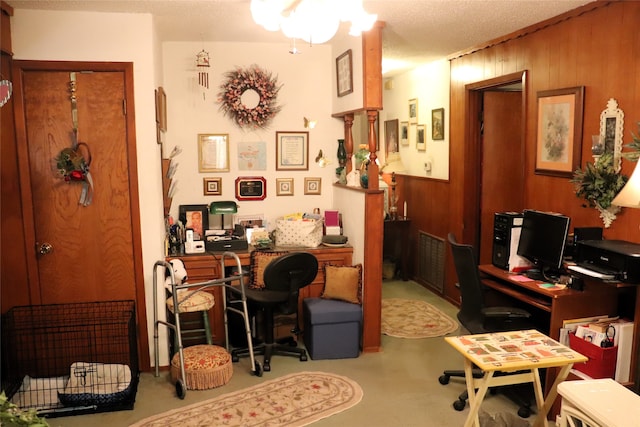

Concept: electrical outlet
[[424, 161, 432, 172]]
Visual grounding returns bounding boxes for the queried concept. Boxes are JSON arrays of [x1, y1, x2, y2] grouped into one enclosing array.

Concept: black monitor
[[517, 209, 570, 280]]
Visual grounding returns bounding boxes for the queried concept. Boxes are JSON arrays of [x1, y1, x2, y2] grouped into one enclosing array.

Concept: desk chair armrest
[[482, 307, 531, 319]]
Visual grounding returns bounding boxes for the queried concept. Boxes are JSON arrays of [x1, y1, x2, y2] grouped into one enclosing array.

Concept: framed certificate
[[336, 49, 353, 97], [276, 131, 309, 171]]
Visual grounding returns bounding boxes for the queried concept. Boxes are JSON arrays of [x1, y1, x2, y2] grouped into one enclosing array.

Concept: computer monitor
[[517, 209, 570, 280]]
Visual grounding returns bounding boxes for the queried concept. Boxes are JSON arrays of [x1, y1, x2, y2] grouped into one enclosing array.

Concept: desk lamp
[[209, 201, 238, 231]]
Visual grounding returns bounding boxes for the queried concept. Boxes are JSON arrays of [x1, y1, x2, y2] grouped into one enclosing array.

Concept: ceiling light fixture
[[250, 0, 377, 46]]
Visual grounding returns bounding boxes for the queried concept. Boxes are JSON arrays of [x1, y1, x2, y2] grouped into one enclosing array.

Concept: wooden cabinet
[[169, 246, 353, 346]]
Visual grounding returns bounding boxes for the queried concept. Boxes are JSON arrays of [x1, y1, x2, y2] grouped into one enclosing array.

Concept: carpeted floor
[[381, 298, 458, 338], [129, 371, 362, 427]]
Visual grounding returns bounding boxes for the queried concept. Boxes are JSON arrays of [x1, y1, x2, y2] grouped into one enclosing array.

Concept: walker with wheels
[[153, 251, 262, 399]]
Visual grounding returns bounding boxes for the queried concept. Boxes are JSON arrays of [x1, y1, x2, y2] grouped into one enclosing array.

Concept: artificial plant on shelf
[[0, 392, 49, 427], [571, 151, 628, 228]]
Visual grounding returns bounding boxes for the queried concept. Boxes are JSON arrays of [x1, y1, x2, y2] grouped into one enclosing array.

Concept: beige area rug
[[382, 298, 459, 338], [129, 371, 362, 427]]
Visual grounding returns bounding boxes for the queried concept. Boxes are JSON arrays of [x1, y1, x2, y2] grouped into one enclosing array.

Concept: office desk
[[445, 330, 587, 427]]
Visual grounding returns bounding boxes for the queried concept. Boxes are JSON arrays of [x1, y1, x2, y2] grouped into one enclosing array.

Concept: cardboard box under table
[[303, 298, 362, 360]]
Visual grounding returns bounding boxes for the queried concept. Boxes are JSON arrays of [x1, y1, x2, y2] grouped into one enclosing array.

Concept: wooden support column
[[344, 113, 354, 173], [367, 110, 379, 190]]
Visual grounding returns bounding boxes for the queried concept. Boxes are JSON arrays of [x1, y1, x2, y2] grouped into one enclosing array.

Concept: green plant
[[571, 152, 628, 209], [621, 121, 640, 162], [0, 392, 49, 427]]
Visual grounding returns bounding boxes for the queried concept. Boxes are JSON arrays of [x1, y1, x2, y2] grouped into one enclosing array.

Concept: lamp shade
[[612, 162, 640, 208], [381, 152, 406, 174], [210, 201, 238, 214]]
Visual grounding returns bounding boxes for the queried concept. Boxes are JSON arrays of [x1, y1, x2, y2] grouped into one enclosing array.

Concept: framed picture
[[235, 176, 266, 201], [178, 204, 209, 239], [304, 177, 321, 195], [384, 119, 399, 156], [408, 98, 418, 124], [400, 121, 409, 146], [198, 133, 229, 172], [416, 124, 426, 151], [203, 177, 222, 196], [276, 178, 294, 196], [336, 49, 353, 97], [535, 86, 584, 177], [432, 108, 445, 140], [233, 214, 264, 228], [156, 87, 167, 132], [276, 131, 309, 171]]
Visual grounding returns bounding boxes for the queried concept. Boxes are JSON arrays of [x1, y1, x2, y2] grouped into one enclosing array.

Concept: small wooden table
[[445, 329, 587, 427]]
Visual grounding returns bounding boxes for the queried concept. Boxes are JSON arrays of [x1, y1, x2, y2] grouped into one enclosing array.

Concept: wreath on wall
[[217, 65, 282, 129]]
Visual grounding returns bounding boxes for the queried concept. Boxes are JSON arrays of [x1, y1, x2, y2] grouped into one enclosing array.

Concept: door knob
[[37, 242, 53, 255]]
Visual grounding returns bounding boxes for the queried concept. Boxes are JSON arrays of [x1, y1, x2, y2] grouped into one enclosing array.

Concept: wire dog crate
[[1, 300, 139, 417]]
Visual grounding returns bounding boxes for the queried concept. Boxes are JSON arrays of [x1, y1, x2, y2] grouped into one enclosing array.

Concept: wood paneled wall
[[400, 1, 640, 306]]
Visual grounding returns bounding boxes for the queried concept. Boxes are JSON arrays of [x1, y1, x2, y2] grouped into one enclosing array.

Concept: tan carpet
[[128, 371, 362, 427], [382, 298, 459, 338]]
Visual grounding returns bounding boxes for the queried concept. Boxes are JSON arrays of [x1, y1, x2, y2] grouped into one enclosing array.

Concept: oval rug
[[382, 298, 459, 338], [129, 371, 362, 427]]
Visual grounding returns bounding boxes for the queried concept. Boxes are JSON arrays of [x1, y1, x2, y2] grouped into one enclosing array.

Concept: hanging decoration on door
[[55, 72, 94, 206], [196, 49, 210, 99], [0, 76, 12, 107]]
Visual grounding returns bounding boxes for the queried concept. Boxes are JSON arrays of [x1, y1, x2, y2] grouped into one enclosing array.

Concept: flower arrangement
[[0, 391, 49, 426], [217, 65, 282, 129]]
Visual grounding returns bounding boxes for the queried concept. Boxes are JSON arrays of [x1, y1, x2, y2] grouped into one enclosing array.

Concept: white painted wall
[[380, 59, 450, 179]]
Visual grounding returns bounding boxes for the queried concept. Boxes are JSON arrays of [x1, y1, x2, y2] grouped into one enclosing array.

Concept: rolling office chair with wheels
[[440, 233, 535, 417], [232, 251, 318, 372]]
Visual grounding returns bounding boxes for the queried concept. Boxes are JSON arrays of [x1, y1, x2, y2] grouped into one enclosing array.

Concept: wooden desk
[[445, 329, 587, 427], [169, 246, 353, 346]]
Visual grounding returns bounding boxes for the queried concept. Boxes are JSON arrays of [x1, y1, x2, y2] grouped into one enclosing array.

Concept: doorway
[[465, 71, 527, 264], [11, 61, 149, 370]]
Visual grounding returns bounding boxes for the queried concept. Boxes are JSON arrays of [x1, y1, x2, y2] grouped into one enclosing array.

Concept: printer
[[575, 239, 640, 283]]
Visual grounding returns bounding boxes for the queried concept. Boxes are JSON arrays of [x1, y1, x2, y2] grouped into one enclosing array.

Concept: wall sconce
[[304, 117, 317, 129]]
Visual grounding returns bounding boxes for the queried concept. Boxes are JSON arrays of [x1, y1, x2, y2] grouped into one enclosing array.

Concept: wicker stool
[[170, 345, 233, 390]]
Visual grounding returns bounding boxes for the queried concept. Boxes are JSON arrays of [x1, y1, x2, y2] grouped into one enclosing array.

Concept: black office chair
[[231, 251, 318, 372], [440, 233, 534, 417]]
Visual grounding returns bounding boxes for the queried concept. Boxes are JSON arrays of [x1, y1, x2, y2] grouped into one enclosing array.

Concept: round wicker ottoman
[[170, 345, 233, 390]]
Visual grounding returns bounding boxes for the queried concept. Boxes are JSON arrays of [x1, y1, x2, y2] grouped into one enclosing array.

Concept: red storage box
[[568, 333, 617, 379]]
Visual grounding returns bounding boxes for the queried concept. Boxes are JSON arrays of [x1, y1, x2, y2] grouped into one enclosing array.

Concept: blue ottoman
[[303, 297, 362, 360]]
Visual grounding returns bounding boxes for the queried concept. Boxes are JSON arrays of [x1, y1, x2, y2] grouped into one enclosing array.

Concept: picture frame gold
[[400, 121, 409, 146], [384, 119, 399, 156], [336, 49, 353, 97], [304, 177, 321, 195], [416, 124, 426, 151], [203, 177, 222, 196], [276, 131, 309, 171], [431, 108, 445, 140], [408, 98, 418, 124], [535, 86, 584, 177], [198, 133, 230, 172], [276, 178, 294, 196]]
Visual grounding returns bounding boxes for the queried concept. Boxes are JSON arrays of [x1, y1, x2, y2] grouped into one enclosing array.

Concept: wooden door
[[12, 61, 149, 369], [479, 91, 523, 265]]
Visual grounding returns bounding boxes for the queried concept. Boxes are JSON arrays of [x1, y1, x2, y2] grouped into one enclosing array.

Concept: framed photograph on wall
[[235, 176, 266, 201], [400, 121, 409, 146], [304, 177, 322, 195], [535, 86, 584, 177], [276, 178, 294, 196], [431, 108, 445, 140], [336, 49, 353, 97], [198, 133, 229, 172], [408, 98, 418, 124], [384, 119, 399, 156], [276, 131, 309, 171], [416, 124, 426, 151], [203, 177, 222, 196], [178, 204, 209, 239]]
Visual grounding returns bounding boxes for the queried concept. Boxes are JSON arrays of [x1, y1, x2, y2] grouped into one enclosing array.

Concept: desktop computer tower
[[492, 212, 523, 270]]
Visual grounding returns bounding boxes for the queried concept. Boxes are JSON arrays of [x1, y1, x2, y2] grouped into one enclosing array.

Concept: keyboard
[[567, 264, 615, 280]]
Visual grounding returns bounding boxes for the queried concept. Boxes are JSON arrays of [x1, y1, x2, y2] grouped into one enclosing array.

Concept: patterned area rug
[[382, 298, 459, 338], [129, 371, 362, 427]]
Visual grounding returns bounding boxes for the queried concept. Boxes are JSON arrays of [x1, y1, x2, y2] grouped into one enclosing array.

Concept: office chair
[[231, 251, 318, 372], [440, 233, 534, 417]]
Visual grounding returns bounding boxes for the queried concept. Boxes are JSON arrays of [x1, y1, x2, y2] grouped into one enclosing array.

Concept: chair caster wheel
[[252, 361, 263, 377], [453, 399, 466, 411], [300, 353, 308, 361], [439, 374, 450, 385], [518, 406, 531, 418], [232, 354, 239, 363], [263, 362, 271, 372]]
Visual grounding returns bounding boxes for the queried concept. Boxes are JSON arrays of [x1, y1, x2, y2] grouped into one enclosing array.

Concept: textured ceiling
[[6, 0, 592, 75]]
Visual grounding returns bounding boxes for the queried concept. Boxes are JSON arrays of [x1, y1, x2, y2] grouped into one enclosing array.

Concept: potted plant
[[571, 152, 628, 227]]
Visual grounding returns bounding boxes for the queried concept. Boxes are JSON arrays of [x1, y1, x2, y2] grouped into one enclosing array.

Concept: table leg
[[463, 360, 492, 427], [532, 364, 574, 427]]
